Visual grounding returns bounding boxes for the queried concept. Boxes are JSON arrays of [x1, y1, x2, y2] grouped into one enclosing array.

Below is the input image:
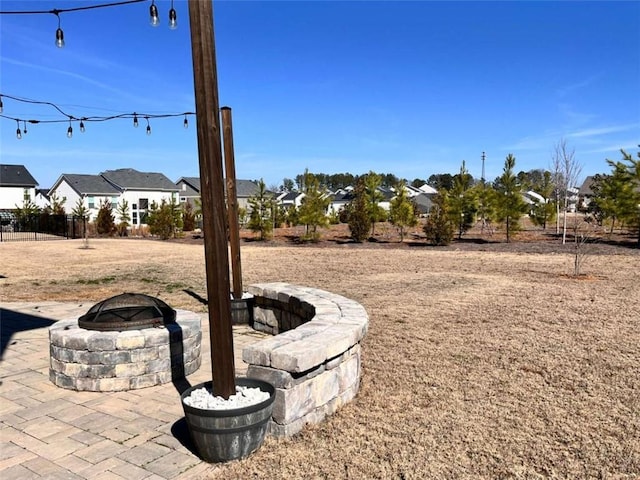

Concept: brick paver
[[0, 302, 267, 479]]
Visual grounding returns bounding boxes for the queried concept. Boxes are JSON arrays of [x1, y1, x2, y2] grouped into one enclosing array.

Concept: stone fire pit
[[49, 296, 201, 392]]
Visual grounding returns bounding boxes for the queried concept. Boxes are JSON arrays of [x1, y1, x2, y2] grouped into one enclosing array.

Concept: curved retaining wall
[[242, 283, 368, 437]]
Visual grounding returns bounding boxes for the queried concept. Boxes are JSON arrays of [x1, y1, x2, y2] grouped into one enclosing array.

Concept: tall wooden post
[[188, 0, 235, 398], [221, 107, 243, 300]]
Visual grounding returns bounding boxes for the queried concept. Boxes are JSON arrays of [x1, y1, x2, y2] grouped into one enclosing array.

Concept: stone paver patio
[[0, 302, 267, 479]]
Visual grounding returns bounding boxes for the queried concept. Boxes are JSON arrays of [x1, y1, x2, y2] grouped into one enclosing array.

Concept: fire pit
[[49, 294, 201, 392], [78, 293, 176, 331]]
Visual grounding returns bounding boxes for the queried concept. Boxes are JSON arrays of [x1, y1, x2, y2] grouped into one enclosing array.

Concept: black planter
[[181, 378, 275, 463], [230, 297, 254, 325]]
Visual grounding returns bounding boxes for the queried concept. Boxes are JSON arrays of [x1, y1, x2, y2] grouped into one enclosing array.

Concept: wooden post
[[221, 107, 243, 300], [188, 0, 235, 398]]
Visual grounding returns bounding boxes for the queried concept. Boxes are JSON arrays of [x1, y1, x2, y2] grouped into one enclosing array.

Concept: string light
[[54, 11, 64, 48], [0, 93, 195, 139], [168, 0, 177, 30], [0, 0, 179, 49], [149, 0, 159, 27]]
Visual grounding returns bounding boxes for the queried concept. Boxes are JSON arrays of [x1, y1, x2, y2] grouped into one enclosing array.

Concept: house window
[[132, 203, 137, 210], [23, 189, 31, 202], [139, 198, 149, 210], [88, 196, 95, 209], [111, 197, 118, 209], [133, 211, 138, 225]]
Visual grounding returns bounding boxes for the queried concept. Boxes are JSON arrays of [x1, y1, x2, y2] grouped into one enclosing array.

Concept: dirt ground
[[1, 222, 639, 479]]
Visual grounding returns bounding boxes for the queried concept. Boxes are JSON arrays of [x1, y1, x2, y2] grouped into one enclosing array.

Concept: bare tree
[[552, 139, 583, 244]]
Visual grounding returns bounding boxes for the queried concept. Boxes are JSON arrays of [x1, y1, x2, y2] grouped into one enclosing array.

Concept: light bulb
[[133, 114, 139, 128], [169, 8, 177, 30], [16, 122, 22, 139], [67, 124, 73, 138], [146, 124, 151, 135], [55, 28, 65, 48], [23, 121, 27, 135], [80, 120, 85, 133], [0, 96, 3, 114], [149, 2, 159, 27], [183, 116, 188, 129]]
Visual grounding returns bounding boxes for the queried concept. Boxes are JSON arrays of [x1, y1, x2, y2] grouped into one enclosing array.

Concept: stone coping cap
[[243, 283, 368, 373]]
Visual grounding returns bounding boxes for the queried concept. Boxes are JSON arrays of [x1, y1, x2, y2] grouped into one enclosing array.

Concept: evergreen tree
[[281, 178, 295, 192], [182, 201, 197, 231], [13, 199, 40, 232], [448, 160, 478, 239], [285, 205, 299, 227], [71, 198, 88, 218], [348, 178, 371, 243], [473, 180, 497, 234], [95, 199, 116, 236], [116, 199, 131, 236], [169, 196, 183, 234], [618, 147, 640, 245], [529, 171, 556, 229], [147, 199, 181, 240], [297, 170, 330, 241], [589, 156, 638, 235], [427, 173, 454, 191], [247, 179, 275, 240], [495, 154, 527, 242], [364, 171, 385, 236], [423, 192, 454, 246], [49, 193, 67, 215], [389, 180, 417, 242]]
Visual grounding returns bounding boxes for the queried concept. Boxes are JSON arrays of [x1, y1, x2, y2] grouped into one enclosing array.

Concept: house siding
[[0, 186, 35, 210]]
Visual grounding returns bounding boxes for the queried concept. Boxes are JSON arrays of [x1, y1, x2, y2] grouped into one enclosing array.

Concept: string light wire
[[1, 93, 194, 138], [0, 0, 147, 15], [0, 1, 175, 47]]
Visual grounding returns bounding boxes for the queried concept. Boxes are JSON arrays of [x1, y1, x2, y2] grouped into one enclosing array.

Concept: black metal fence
[[0, 213, 85, 242]]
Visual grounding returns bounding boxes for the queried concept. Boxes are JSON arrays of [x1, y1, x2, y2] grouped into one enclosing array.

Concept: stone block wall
[[49, 310, 201, 392], [243, 283, 368, 437]]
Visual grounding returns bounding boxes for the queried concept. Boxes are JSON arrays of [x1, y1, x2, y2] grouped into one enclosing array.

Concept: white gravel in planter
[[184, 385, 270, 410]]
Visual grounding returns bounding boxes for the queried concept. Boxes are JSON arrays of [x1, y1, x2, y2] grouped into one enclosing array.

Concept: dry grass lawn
[[1, 235, 638, 479]]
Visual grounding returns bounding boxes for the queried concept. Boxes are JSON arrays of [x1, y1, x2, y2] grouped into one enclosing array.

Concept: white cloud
[[566, 123, 640, 139]]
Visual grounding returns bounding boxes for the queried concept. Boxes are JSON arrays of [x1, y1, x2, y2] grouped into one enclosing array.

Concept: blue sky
[[1, 0, 639, 190]]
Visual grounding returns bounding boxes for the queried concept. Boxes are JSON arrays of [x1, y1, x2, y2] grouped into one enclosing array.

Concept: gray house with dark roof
[[0, 164, 39, 210], [175, 176, 260, 210], [49, 169, 179, 225], [176, 177, 201, 205]]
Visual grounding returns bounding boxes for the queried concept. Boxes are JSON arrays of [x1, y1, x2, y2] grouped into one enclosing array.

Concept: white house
[[49, 168, 179, 225], [49, 174, 123, 222], [0, 164, 38, 210], [277, 191, 305, 211], [101, 169, 179, 226], [418, 183, 438, 195]]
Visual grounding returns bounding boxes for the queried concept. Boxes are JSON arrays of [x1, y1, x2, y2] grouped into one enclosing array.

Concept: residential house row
[[1, 164, 447, 227]]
